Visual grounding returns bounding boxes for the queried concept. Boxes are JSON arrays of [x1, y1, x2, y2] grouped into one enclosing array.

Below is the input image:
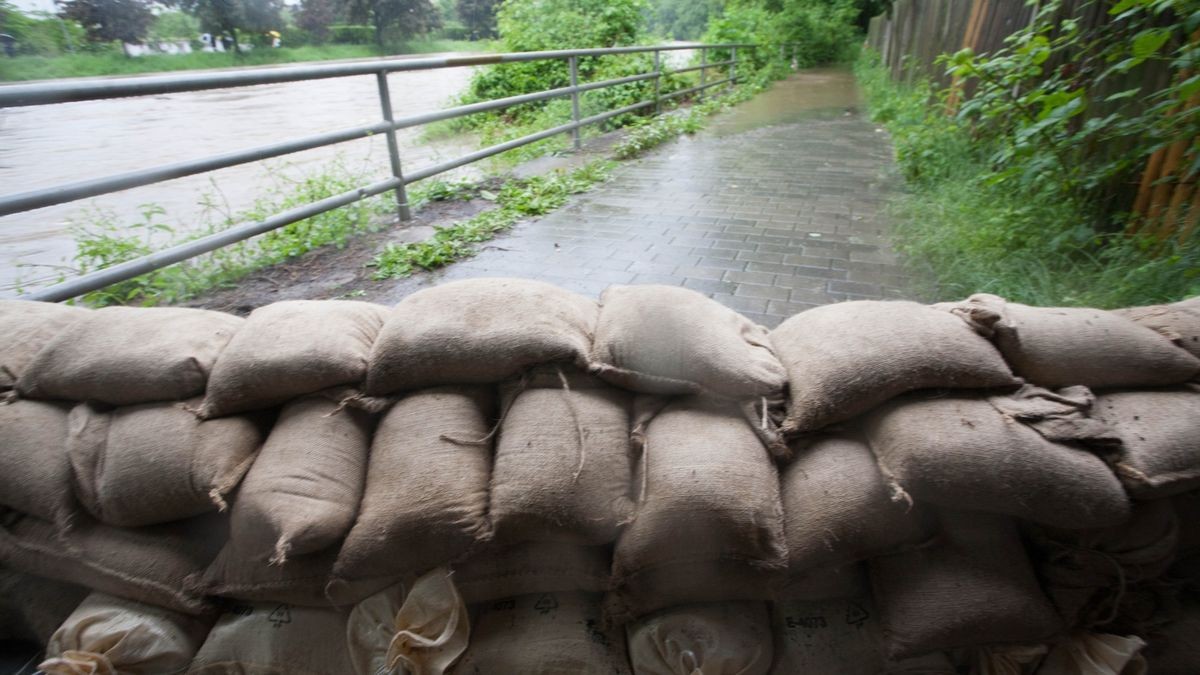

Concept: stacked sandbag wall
[[0, 279, 1197, 673]]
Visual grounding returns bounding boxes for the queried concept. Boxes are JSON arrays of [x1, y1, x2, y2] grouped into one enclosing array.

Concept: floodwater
[[0, 55, 480, 295], [710, 65, 861, 135]]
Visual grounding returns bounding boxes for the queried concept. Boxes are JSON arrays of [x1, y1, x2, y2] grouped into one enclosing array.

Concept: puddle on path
[[709, 65, 862, 136]]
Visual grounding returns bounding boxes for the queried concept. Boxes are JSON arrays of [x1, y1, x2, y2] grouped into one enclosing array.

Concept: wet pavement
[[377, 67, 911, 327]]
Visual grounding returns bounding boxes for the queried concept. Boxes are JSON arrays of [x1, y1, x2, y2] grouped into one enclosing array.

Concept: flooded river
[[0, 55, 481, 295]]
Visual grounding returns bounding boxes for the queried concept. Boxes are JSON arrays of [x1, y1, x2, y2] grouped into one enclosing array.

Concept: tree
[[296, 0, 340, 41], [58, 0, 153, 46], [176, 0, 281, 53], [148, 10, 200, 40], [455, 0, 495, 39], [342, 0, 439, 49]]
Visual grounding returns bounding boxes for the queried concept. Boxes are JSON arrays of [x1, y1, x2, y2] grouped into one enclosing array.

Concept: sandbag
[[1094, 387, 1200, 498], [39, 592, 213, 675], [0, 399, 74, 524], [230, 396, 371, 563], [454, 592, 629, 674], [780, 435, 933, 573], [882, 653, 959, 674], [0, 569, 88, 645], [869, 510, 1062, 659], [0, 300, 87, 390], [1039, 632, 1147, 675], [969, 644, 1049, 675], [366, 278, 596, 394], [1175, 490, 1200, 557], [452, 541, 611, 605], [199, 300, 389, 417], [944, 294, 1200, 387], [491, 369, 634, 545], [347, 569, 469, 675], [771, 594, 884, 675], [188, 602, 355, 675], [334, 386, 493, 583], [0, 511, 225, 615], [628, 602, 771, 675], [17, 306, 244, 405], [1113, 303, 1200, 358], [770, 300, 1016, 433], [867, 389, 1130, 529], [773, 563, 869, 602], [194, 540, 395, 609], [68, 399, 264, 527], [588, 284, 786, 398], [609, 397, 786, 622]]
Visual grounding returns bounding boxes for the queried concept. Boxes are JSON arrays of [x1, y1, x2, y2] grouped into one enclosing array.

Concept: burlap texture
[[451, 541, 612, 605], [188, 602, 356, 675], [1094, 387, 1200, 498], [770, 300, 1016, 433], [491, 370, 634, 546], [0, 569, 89, 645], [17, 306, 244, 405], [366, 278, 596, 394], [0, 399, 74, 524], [869, 510, 1062, 659], [346, 570, 468, 675], [200, 300, 388, 417], [334, 385, 494, 582], [867, 391, 1130, 529], [68, 399, 263, 527], [0, 300, 87, 390], [628, 602, 773, 675], [770, 595, 884, 675], [780, 435, 934, 573], [230, 396, 371, 562], [1114, 303, 1200, 358], [454, 592, 630, 674]]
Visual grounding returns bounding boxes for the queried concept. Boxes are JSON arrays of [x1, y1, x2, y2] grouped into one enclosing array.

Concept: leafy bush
[[329, 23, 374, 44]]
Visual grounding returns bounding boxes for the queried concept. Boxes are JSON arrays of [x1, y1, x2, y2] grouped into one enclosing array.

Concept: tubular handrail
[[3, 41, 800, 302]]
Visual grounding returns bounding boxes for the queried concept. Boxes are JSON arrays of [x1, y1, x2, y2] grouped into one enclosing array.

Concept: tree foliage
[[59, 0, 154, 44], [174, 0, 282, 51], [646, 0, 721, 40], [455, 0, 496, 39], [296, 0, 341, 40], [341, 0, 439, 48]]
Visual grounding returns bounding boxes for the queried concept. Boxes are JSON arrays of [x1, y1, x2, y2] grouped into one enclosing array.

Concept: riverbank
[[0, 40, 490, 82]]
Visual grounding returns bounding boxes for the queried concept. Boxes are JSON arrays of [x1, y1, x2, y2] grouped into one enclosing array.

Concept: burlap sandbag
[[230, 396, 371, 563], [0, 511, 224, 615], [199, 300, 389, 417], [194, 539, 396, 609], [188, 603, 355, 675], [0, 569, 89, 645], [365, 278, 597, 394], [866, 390, 1130, 529], [334, 386, 493, 583], [347, 569, 469, 675], [588, 285, 786, 398], [491, 369, 634, 545], [17, 306, 244, 405], [609, 397, 787, 622], [1094, 387, 1200, 498], [628, 602, 772, 675], [771, 593, 884, 675], [770, 300, 1016, 434], [68, 399, 264, 527], [774, 562, 869, 602], [1175, 490, 1200, 557], [780, 435, 933, 574], [0, 399, 74, 524], [0, 300, 87, 390], [39, 592, 214, 675], [454, 592, 630, 674], [869, 510, 1062, 659], [945, 294, 1200, 387], [451, 541, 611, 605], [883, 653, 959, 674], [1113, 303, 1200, 358]]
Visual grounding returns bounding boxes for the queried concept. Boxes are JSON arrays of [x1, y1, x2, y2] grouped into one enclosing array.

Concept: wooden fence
[[866, 0, 1196, 240]]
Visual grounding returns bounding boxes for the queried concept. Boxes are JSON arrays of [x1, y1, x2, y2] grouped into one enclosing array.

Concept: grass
[[0, 40, 488, 82], [854, 54, 1200, 308]]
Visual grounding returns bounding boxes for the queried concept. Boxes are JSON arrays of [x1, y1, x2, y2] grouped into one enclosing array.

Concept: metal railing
[[0, 42, 760, 302]]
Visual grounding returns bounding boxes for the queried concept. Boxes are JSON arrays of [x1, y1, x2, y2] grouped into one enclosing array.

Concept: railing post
[[699, 47, 707, 100], [375, 71, 411, 222], [731, 46, 738, 87], [568, 55, 581, 151], [653, 49, 661, 115]]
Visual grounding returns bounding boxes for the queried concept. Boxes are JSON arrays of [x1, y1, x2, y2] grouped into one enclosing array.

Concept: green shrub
[[329, 24, 374, 44]]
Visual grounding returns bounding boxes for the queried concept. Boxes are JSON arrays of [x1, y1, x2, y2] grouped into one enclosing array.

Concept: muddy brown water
[[0, 55, 480, 296]]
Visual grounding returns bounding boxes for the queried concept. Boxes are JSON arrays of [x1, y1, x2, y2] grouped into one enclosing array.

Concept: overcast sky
[[11, 0, 58, 14]]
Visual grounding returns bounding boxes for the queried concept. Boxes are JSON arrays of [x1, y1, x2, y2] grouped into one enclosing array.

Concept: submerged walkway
[[377, 67, 909, 327]]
